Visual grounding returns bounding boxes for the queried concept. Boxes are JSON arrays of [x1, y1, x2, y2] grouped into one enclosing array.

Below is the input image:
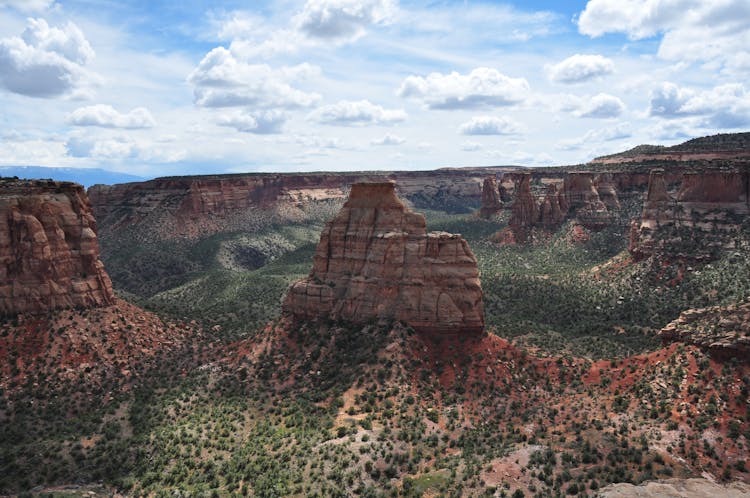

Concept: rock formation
[[629, 168, 750, 261], [478, 176, 502, 218], [0, 179, 115, 315], [562, 172, 612, 229], [508, 174, 538, 231], [282, 182, 484, 334], [594, 173, 620, 209], [538, 183, 566, 228], [659, 300, 750, 359]]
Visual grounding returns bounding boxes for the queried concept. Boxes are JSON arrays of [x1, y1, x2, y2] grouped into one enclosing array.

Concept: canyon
[[3, 132, 750, 497]]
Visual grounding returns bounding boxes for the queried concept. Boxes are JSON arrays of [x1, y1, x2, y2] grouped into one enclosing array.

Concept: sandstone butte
[[282, 182, 484, 334], [0, 179, 115, 315]]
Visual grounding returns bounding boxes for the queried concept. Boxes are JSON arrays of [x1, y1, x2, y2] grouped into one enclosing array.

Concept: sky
[[0, 0, 748, 178]]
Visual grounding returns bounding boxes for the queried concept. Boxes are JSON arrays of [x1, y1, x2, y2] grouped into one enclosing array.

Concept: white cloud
[[66, 135, 136, 159], [371, 133, 404, 145], [308, 99, 407, 126], [217, 110, 286, 134], [485, 149, 554, 165], [188, 47, 321, 108], [578, 0, 750, 69], [0, 137, 68, 166], [459, 116, 523, 135], [397, 67, 530, 110], [0, 0, 54, 13], [294, 0, 396, 41], [0, 18, 96, 98], [546, 54, 614, 84], [461, 141, 482, 151], [66, 135, 185, 163], [556, 123, 632, 150], [68, 105, 156, 129], [566, 93, 625, 118], [648, 82, 750, 128]]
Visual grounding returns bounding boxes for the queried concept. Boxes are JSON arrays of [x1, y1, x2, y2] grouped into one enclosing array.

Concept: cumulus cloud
[[0, 18, 96, 98], [294, 0, 396, 41], [397, 67, 530, 110], [67, 105, 156, 129], [308, 100, 407, 126], [546, 54, 614, 84], [565, 93, 625, 118], [0, 0, 54, 13], [459, 116, 523, 135], [188, 47, 320, 108], [217, 110, 287, 134], [648, 82, 750, 128], [371, 133, 405, 145], [578, 0, 750, 68]]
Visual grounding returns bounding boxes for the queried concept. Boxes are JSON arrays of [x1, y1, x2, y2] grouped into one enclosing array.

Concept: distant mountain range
[[0, 166, 147, 187]]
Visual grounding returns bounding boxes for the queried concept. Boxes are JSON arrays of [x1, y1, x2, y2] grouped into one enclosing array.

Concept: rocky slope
[[659, 299, 750, 359], [282, 182, 484, 334], [0, 179, 114, 315]]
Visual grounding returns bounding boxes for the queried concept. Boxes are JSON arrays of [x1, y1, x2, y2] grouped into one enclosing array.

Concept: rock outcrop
[[478, 176, 502, 218], [659, 300, 750, 359], [0, 179, 115, 315], [282, 182, 484, 334], [629, 168, 750, 261], [538, 183, 565, 228], [508, 174, 539, 232], [594, 172, 620, 209], [562, 172, 612, 229]]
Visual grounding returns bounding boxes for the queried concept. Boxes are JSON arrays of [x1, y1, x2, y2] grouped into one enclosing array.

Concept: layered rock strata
[[0, 179, 115, 315], [478, 176, 503, 218], [282, 182, 484, 334]]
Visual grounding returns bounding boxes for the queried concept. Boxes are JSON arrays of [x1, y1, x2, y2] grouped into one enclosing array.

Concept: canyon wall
[[88, 170, 506, 241], [282, 182, 484, 334], [629, 167, 750, 261], [0, 179, 114, 315]]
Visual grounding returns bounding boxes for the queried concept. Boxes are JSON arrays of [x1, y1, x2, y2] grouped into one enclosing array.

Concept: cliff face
[[478, 176, 502, 218], [629, 168, 750, 261], [282, 182, 484, 334], [0, 180, 114, 315]]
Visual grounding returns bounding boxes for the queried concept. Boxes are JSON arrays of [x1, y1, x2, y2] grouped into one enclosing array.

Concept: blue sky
[[0, 0, 748, 178]]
